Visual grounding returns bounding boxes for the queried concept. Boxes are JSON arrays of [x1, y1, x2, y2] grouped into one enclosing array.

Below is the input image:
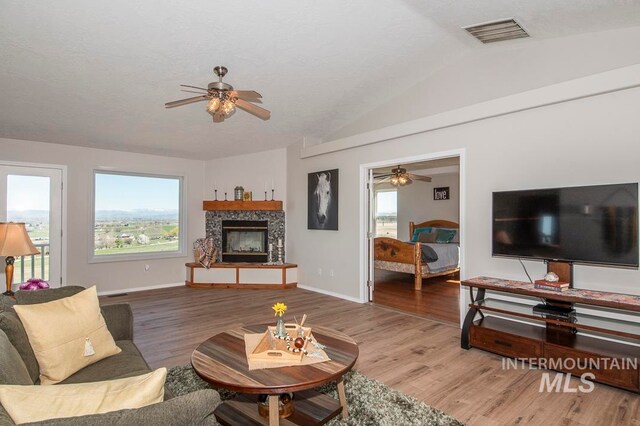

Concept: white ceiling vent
[[463, 18, 529, 44]]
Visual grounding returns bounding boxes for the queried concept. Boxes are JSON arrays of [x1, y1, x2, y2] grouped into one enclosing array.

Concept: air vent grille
[[464, 18, 529, 44]]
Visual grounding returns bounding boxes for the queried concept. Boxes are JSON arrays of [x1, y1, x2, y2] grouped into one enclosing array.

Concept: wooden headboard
[[409, 220, 459, 238]]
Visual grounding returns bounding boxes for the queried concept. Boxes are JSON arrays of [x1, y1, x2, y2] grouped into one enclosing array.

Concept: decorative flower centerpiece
[[19, 278, 50, 291], [272, 302, 287, 337]]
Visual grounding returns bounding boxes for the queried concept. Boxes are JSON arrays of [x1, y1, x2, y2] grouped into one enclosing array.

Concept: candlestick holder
[[214, 189, 218, 201], [264, 191, 268, 201], [276, 245, 284, 264], [271, 189, 275, 201], [266, 245, 276, 265], [224, 192, 228, 201]]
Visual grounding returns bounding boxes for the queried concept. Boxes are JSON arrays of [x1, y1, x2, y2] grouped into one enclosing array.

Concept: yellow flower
[[272, 302, 287, 317]]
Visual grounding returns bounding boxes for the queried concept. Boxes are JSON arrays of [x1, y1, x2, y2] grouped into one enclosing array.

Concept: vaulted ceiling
[[1, 1, 639, 159]]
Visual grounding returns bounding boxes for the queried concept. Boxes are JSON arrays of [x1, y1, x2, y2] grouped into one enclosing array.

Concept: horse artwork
[[308, 169, 339, 230]]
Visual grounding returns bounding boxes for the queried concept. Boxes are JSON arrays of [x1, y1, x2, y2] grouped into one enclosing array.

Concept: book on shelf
[[534, 280, 570, 292]]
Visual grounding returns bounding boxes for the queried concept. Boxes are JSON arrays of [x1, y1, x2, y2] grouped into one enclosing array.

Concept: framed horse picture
[[308, 169, 339, 230]]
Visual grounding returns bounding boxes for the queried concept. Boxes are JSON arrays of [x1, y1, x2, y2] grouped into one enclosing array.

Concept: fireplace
[[221, 220, 268, 263]]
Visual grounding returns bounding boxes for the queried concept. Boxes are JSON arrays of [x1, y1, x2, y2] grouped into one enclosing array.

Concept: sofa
[[0, 286, 221, 425]]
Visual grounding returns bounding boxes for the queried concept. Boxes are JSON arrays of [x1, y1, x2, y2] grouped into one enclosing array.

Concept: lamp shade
[[0, 223, 40, 257]]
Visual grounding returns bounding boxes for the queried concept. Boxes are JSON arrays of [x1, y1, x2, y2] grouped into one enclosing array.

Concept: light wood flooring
[[101, 286, 639, 426], [373, 270, 460, 324]]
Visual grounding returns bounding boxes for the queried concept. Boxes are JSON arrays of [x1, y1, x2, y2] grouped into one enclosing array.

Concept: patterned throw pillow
[[435, 229, 457, 244], [411, 227, 432, 242]]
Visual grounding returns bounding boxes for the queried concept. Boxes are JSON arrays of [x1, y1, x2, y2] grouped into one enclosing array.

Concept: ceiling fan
[[374, 165, 432, 187], [165, 66, 271, 123]]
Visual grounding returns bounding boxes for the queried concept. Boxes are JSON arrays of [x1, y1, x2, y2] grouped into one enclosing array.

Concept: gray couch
[[0, 287, 221, 425]]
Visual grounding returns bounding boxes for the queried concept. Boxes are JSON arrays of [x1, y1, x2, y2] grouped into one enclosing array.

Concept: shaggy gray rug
[[167, 365, 463, 426]]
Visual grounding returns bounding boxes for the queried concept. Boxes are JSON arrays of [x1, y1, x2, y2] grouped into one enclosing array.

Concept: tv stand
[[461, 277, 640, 393]]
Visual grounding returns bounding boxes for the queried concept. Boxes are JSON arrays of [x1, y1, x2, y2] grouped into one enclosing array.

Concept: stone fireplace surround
[[205, 210, 285, 263]]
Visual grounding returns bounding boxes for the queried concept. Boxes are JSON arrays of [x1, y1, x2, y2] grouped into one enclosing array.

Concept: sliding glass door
[[0, 165, 63, 290]]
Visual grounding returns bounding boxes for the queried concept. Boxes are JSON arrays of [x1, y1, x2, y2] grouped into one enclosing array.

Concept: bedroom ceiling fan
[[165, 66, 271, 123], [374, 165, 432, 187]]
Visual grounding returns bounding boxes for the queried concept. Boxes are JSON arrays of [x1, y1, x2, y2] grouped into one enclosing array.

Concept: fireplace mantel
[[203, 200, 283, 211]]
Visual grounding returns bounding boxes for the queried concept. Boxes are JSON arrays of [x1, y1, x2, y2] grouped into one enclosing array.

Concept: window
[[375, 190, 397, 238], [91, 171, 184, 262]]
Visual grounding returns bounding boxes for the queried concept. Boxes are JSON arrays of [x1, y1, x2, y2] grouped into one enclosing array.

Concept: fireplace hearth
[[222, 220, 268, 262]]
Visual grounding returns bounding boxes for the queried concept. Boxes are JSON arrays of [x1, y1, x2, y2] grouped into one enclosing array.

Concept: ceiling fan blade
[[229, 90, 262, 99], [235, 98, 270, 120], [373, 173, 393, 178], [180, 85, 209, 91], [181, 89, 211, 95], [409, 174, 432, 182], [165, 95, 209, 108]]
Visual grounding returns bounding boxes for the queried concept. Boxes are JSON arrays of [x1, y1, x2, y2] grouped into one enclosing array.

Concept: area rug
[[167, 365, 464, 426]]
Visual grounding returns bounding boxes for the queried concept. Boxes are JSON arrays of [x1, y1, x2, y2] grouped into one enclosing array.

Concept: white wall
[[205, 148, 287, 206], [287, 77, 640, 301], [0, 138, 206, 293], [396, 173, 460, 241]]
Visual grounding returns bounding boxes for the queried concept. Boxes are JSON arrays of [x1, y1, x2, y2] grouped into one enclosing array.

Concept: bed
[[374, 219, 460, 290]]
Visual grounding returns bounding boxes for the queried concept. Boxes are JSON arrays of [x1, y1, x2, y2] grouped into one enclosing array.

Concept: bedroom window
[[375, 190, 397, 238], [90, 171, 185, 262]]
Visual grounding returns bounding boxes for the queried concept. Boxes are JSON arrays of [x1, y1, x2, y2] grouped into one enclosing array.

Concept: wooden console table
[[186, 262, 297, 289], [461, 277, 640, 393]]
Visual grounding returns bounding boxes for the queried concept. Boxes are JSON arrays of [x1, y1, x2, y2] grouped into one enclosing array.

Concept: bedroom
[[371, 157, 461, 324]]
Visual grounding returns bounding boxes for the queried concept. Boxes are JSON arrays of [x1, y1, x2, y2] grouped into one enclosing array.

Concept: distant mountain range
[[9, 209, 179, 221]]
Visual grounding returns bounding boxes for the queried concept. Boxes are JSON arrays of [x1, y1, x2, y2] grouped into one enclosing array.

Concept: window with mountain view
[[375, 190, 397, 238], [92, 171, 184, 260]]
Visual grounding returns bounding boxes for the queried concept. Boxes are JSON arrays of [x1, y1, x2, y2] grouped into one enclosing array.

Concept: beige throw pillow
[[0, 368, 166, 424], [13, 286, 121, 385], [417, 232, 437, 243]]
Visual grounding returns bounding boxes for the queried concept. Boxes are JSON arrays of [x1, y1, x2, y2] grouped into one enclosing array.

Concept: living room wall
[[205, 148, 287, 206], [0, 138, 206, 294], [286, 68, 640, 303]]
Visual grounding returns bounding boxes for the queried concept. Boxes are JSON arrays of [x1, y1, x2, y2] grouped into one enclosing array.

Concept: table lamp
[[0, 222, 40, 296]]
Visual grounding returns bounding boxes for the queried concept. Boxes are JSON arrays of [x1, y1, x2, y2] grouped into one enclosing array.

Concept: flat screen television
[[492, 183, 639, 267]]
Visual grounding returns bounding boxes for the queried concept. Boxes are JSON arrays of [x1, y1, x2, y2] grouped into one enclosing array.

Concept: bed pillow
[[411, 227, 432, 242], [13, 286, 121, 385], [0, 368, 166, 424], [420, 244, 439, 263], [436, 227, 459, 243], [435, 228, 457, 244], [417, 232, 438, 243]]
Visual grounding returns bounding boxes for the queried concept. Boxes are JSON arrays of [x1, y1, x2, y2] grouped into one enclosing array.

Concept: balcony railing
[[13, 243, 50, 284]]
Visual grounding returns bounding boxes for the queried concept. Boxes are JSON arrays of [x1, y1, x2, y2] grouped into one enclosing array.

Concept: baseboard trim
[[297, 284, 364, 304], [97, 282, 184, 296]]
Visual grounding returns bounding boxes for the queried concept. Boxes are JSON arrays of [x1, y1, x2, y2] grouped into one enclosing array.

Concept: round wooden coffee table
[[191, 324, 359, 426]]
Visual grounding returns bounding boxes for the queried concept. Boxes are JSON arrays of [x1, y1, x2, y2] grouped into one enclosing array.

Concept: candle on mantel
[[264, 181, 267, 193], [271, 180, 275, 191]]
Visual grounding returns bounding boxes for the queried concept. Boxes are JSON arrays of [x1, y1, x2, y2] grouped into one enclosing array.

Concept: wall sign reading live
[[433, 187, 450, 200]]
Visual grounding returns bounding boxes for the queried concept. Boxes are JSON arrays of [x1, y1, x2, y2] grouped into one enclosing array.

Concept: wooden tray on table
[[248, 323, 312, 363]]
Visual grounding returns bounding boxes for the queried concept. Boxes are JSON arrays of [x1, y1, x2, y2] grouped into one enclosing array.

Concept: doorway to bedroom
[[363, 154, 462, 324]]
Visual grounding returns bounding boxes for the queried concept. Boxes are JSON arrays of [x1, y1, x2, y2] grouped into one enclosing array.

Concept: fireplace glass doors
[[221, 220, 268, 262]]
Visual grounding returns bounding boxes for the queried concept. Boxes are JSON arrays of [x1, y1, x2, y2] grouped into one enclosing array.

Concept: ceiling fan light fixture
[[221, 100, 235, 116], [390, 176, 399, 186], [206, 98, 221, 115]]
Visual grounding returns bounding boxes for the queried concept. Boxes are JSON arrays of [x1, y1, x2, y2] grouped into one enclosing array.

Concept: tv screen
[[492, 183, 639, 267]]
